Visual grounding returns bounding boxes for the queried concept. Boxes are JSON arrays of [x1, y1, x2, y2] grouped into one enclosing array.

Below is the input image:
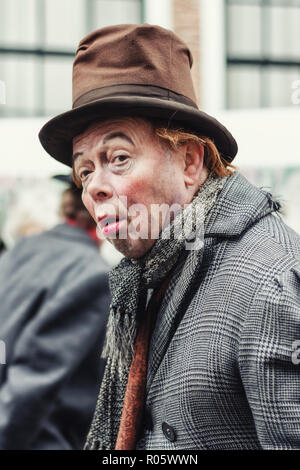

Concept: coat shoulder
[[230, 211, 300, 275]]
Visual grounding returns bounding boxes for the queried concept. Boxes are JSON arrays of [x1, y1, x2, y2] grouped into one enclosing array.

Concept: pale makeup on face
[[72, 118, 200, 258]]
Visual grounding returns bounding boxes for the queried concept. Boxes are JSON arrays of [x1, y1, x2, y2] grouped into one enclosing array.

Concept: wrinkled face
[[72, 117, 191, 258]]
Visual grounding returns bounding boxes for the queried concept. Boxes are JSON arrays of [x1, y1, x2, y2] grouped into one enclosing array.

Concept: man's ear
[[183, 141, 206, 188]]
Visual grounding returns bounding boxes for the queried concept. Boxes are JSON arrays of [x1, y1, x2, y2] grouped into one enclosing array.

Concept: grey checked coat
[[136, 171, 300, 450]]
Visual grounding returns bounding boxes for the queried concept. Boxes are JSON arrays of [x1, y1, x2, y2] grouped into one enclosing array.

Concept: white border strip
[[0, 80, 6, 105], [199, 0, 225, 111]]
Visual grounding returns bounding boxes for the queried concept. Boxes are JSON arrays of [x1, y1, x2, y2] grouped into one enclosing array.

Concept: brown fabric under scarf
[[115, 273, 174, 450]]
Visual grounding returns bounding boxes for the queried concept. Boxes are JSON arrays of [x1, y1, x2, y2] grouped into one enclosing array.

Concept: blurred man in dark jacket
[[0, 239, 5, 256], [0, 176, 110, 450]]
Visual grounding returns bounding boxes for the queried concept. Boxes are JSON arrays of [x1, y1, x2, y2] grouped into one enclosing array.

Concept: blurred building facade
[[0, 0, 299, 233]]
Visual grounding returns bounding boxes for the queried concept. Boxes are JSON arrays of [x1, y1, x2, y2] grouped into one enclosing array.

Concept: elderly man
[[39, 24, 300, 450]]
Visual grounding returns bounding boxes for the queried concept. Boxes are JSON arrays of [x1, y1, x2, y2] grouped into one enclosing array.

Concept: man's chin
[[108, 237, 156, 259]]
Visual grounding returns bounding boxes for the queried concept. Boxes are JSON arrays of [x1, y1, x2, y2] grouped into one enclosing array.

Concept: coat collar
[[146, 172, 281, 394], [205, 171, 281, 238]]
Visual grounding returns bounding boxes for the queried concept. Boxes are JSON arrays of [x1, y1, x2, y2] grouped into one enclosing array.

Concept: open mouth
[[103, 217, 119, 227], [101, 217, 126, 237]]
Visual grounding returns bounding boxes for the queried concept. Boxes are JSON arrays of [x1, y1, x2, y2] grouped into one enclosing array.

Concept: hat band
[[73, 84, 198, 110]]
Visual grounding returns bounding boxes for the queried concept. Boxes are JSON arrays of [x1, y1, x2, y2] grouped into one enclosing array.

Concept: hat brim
[[39, 96, 238, 167]]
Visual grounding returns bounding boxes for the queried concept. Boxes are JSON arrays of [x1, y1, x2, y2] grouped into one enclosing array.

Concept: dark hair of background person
[[59, 187, 96, 230], [0, 239, 6, 255]]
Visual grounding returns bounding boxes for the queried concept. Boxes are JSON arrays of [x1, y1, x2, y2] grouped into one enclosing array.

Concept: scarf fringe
[[102, 307, 137, 368]]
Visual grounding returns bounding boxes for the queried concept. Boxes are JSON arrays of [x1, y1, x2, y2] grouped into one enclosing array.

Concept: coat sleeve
[[0, 254, 110, 450], [238, 263, 300, 449]]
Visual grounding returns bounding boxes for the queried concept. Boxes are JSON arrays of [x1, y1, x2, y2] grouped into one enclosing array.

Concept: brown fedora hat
[[39, 24, 237, 167]]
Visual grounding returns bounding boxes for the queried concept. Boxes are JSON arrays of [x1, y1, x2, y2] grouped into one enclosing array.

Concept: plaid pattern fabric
[[136, 172, 300, 450]]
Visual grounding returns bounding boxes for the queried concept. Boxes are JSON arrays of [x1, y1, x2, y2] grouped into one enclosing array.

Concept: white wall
[[199, 0, 225, 111], [215, 107, 300, 168], [144, 0, 173, 29], [0, 117, 69, 177]]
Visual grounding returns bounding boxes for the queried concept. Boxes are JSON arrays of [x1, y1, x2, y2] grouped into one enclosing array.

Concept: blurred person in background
[[0, 175, 111, 450], [0, 238, 5, 255], [1, 181, 62, 248]]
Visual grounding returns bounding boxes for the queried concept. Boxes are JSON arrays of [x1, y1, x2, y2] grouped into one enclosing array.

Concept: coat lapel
[[146, 237, 206, 394]]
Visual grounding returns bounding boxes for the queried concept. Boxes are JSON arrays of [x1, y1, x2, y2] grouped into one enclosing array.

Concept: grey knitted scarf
[[84, 173, 228, 450]]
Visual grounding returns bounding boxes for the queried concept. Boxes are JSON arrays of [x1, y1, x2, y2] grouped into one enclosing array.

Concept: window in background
[[0, 0, 144, 117], [93, 0, 142, 27], [225, 0, 300, 109]]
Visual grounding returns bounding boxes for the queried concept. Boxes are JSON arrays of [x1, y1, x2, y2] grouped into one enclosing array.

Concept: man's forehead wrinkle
[[73, 117, 155, 162], [73, 129, 105, 159], [80, 117, 151, 142], [72, 151, 83, 163], [73, 122, 100, 147], [102, 132, 134, 146]]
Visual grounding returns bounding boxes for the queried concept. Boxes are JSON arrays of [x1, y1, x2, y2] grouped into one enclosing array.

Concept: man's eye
[[112, 155, 129, 164], [79, 170, 91, 180]]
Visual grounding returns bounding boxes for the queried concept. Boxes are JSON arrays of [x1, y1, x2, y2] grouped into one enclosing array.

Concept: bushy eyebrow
[[72, 132, 134, 163]]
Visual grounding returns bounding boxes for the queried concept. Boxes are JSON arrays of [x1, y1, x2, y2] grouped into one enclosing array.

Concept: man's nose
[[86, 169, 114, 201]]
